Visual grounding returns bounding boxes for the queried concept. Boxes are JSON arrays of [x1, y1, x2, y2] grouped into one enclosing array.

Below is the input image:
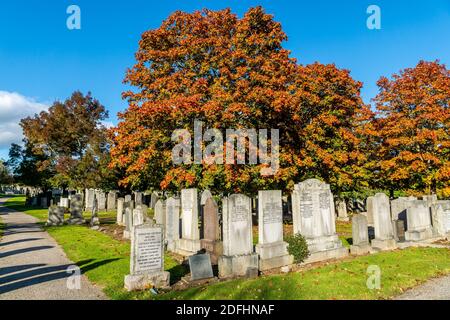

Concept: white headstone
[[371, 193, 396, 250], [107, 191, 118, 211], [292, 179, 348, 262], [255, 190, 293, 270], [350, 214, 371, 255], [117, 198, 125, 226], [431, 200, 450, 237], [154, 200, 166, 225], [124, 224, 170, 291], [405, 200, 433, 241], [219, 194, 258, 278], [165, 197, 180, 252], [175, 189, 201, 255], [133, 206, 145, 227]]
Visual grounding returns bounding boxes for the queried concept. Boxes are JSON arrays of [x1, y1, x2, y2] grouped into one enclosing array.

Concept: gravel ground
[[394, 274, 450, 300], [0, 198, 107, 300]]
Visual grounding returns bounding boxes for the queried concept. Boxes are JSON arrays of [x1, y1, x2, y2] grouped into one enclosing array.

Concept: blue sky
[[0, 0, 449, 160]]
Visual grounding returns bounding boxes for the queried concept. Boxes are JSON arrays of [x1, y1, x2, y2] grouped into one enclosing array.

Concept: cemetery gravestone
[[124, 224, 170, 291], [123, 200, 134, 239], [107, 191, 118, 211], [133, 205, 146, 227], [67, 194, 85, 225], [85, 189, 95, 211], [365, 196, 375, 226], [255, 190, 293, 271], [200, 197, 222, 264], [90, 197, 100, 228], [154, 200, 166, 226], [336, 199, 349, 221], [371, 193, 397, 250], [60, 197, 70, 208], [46, 206, 65, 226], [405, 200, 434, 241], [95, 191, 107, 211], [40, 196, 48, 209], [292, 179, 348, 263], [117, 198, 125, 226], [189, 254, 214, 281], [134, 192, 144, 206], [175, 189, 201, 256], [150, 192, 159, 209], [350, 215, 371, 255], [219, 194, 258, 278], [165, 197, 181, 252], [200, 190, 213, 206], [431, 201, 450, 237]]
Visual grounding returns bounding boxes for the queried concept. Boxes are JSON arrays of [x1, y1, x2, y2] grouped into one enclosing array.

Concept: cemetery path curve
[[394, 274, 450, 300], [0, 198, 107, 300]]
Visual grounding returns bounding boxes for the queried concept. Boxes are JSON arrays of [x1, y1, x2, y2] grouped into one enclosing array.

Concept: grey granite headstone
[[68, 194, 85, 225], [431, 200, 450, 237], [189, 254, 214, 281], [46, 206, 65, 226]]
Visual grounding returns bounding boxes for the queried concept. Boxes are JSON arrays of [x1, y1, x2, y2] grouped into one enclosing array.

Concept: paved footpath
[[394, 274, 450, 300], [0, 198, 106, 300]]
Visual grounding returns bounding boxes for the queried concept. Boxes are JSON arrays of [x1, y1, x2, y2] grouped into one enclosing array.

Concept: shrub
[[285, 233, 310, 263]]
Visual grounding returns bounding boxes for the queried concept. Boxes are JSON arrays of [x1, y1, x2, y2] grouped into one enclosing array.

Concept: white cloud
[[0, 91, 48, 150], [100, 120, 115, 129]]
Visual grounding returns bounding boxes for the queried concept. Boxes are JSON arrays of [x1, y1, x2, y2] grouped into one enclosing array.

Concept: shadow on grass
[[77, 258, 121, 274], [168, 264, 189, 285]]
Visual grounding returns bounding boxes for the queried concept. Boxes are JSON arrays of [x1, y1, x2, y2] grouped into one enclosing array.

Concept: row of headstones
[[123, 179, 352, 290], [46, 194, 86, 226], [122, 180, 450, 291], [351, 193, 450, 255]]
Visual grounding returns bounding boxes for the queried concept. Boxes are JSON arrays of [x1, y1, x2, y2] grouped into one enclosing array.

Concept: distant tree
[[0, 159, 13, 185], [19, 91, 119, 190], [374, 60, 450, 196], [6, 142, 52, 190], [110, 7, 371, 195]]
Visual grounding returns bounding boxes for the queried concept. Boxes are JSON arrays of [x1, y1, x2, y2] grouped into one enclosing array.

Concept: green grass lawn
[[157, 247, 450, 300], [2, 195, 450, 300], [0, 222, 4, 238], [46, 225, 188, 300], [4, 196, 116, 223]]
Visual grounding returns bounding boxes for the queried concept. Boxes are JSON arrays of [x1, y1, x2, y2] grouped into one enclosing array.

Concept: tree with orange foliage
[[110, 7, 372, 195], [374, 60, 450, 196]]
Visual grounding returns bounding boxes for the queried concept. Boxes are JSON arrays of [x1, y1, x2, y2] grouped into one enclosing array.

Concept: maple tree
[[110, 7, 372, 195], [373, 60, 450, 196]]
